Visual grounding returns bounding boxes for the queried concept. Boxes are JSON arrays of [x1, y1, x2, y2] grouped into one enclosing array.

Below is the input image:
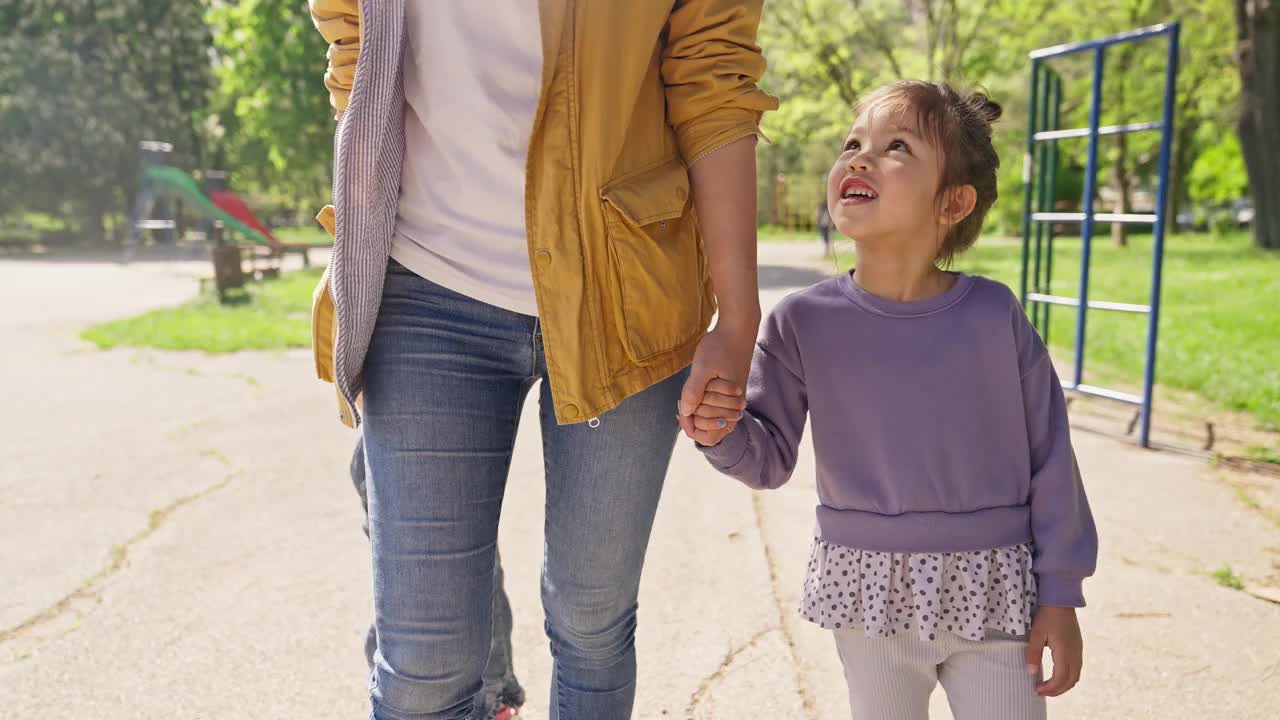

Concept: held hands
[[678, 324, 753, 446], [1025, 605, 1084, 697], [680, 378, 745, 446]]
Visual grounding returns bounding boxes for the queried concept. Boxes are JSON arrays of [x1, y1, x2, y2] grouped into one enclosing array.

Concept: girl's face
[[826, 106, 946, 250]]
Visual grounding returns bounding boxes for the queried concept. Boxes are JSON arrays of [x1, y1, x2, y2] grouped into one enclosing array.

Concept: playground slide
[[142, 166, 331, 248], [209, 190, 278, 245], [142, 165, 271, 246]]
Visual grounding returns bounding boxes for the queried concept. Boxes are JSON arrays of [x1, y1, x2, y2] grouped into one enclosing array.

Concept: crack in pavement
[[0, 471, 240, 653], [750, 493, 819, 720], [684, 626, 775, 717]]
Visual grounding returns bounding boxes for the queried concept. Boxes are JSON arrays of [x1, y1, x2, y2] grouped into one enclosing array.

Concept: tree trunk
[[80, 195, 109, 247], [1235, 0, 1280, 249], [1168, 107, 1197, 229], [1111, 131, 1133, 247], [1109, 43, 1137, 247]]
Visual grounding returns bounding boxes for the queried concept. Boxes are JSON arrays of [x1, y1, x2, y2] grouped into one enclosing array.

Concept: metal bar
[[1067, 384, 1144, 405], [1032, 67, 1053, 330], [1139, 23, 1180, 449], [1019, 61, 1042, 307], [1034, 121, 1163, 141], [1031, 212, 1158, 224], [1026, 293, 1151, 314], [1044, 73, 1062, 345], [1074, 47, 1106, 388], [1030, 23, 1175, 59]]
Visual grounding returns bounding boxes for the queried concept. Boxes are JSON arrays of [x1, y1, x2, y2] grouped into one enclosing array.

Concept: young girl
[[691, 81, 1098, 719]]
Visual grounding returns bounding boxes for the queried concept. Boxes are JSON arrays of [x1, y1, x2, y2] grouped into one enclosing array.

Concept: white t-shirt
[[391, 2, 543, 316]]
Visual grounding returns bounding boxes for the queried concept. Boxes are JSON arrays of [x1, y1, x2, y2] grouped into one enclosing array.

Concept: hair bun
[[968, 93, 1003, 123]]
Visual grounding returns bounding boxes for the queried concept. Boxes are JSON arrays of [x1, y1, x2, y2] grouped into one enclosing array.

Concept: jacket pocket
[[311, 205, 338, 383], [601, 157, 705, 364]]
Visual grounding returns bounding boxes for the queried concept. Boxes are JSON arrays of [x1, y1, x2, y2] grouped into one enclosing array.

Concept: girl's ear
[[939, 185, 977, 226]]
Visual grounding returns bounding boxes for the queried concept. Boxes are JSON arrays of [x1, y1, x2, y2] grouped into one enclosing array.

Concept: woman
[[308, 2, 776, 718]]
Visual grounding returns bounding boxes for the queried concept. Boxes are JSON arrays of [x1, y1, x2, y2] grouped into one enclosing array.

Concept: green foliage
[[0, 0, 215, 239], [756, 0, 1246, 239], [207, 0, 335, 211], [1188, 133, 1249, 204], [0, 0, 1257, 250]]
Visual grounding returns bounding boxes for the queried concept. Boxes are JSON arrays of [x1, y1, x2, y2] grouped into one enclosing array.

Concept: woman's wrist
[[711, 289, 757, 333], [715, 302, 761, 338]]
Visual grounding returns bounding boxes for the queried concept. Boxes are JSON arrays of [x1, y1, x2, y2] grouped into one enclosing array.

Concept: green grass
[[1244, 445, 1280, 464], [950, 231, 1280, 430], [82, 268, 324, 353], [1211, 565, 1246, 591], [273, 224, 332, 246]]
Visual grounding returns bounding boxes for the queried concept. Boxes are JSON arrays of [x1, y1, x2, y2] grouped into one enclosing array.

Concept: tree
[[1165, 0, 1240, 225], [208, 0, 334, 211], [758, 0, 1114, 234], [755, 0, 1249, 243], [1234, 0, 1279, 249], [0, 0, 214, 243]]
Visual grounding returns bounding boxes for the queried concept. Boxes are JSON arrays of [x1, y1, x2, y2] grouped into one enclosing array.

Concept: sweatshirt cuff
[[1036, 573, 1086, 608], [696, 426, 750, 470]]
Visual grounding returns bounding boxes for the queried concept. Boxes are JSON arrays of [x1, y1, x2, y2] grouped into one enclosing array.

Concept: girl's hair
[[856, 81, 1002, 266]]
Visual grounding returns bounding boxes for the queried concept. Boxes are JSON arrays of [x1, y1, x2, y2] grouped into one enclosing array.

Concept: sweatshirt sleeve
[[1014, 308, 1099, 607], [700, 304, 808, 489]]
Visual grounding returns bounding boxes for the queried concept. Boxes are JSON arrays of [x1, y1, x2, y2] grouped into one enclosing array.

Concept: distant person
[[307, 1, 776, 718], [817, 200, 833, 256], [690, 81, 1098, 720]]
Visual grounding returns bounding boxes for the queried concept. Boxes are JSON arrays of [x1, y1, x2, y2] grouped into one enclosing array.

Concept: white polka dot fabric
[[801, 539, 1038, 642]]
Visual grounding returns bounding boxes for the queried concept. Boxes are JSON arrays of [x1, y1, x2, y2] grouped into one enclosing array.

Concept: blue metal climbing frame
[[1019, 23, 1181, 448]]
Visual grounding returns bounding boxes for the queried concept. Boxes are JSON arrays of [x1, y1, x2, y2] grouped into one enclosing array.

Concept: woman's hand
[[681, 378, 747, 445], [678, 324, 754, 444], [1026, 605, 1083, 697]]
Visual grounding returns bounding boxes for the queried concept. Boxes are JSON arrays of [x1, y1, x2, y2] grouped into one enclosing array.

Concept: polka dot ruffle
[[801, 538, 1037, 642]]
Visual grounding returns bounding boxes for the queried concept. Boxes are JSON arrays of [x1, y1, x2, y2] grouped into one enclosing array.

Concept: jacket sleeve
[[1014, 306, 1099, 607], [309, 0, 361, 117], [662, 0, 780, 165], [699, 304, 808, 490]]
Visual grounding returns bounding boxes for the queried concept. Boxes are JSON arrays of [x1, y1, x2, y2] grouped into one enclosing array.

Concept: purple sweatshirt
[[701, 272, 1098, 607]]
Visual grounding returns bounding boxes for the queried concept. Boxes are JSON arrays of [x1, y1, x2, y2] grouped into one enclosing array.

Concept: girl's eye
[[843, 139, 860, 152], [888, 139, 911, 152]]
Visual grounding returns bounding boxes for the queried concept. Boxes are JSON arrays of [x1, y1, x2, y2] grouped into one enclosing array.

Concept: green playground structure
[[128, 141, 330, 301], [140, 165, 273, 246]]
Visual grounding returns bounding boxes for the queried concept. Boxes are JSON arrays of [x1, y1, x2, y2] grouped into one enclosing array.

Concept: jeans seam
[[532, 317, 545, 378]]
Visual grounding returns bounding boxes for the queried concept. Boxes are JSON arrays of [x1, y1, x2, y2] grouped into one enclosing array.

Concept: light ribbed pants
[[833, 629, 1046, 720]]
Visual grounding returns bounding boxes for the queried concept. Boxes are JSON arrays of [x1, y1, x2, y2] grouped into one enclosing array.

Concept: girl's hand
[[1026, 605, 1083, 697]]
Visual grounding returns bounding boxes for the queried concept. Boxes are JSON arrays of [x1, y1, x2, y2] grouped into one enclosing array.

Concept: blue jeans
[[351, 435, 525, 719], [362, 260, 684, 720]]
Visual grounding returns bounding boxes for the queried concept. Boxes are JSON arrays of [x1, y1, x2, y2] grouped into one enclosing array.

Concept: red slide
[[209, 190, 280, 246]]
